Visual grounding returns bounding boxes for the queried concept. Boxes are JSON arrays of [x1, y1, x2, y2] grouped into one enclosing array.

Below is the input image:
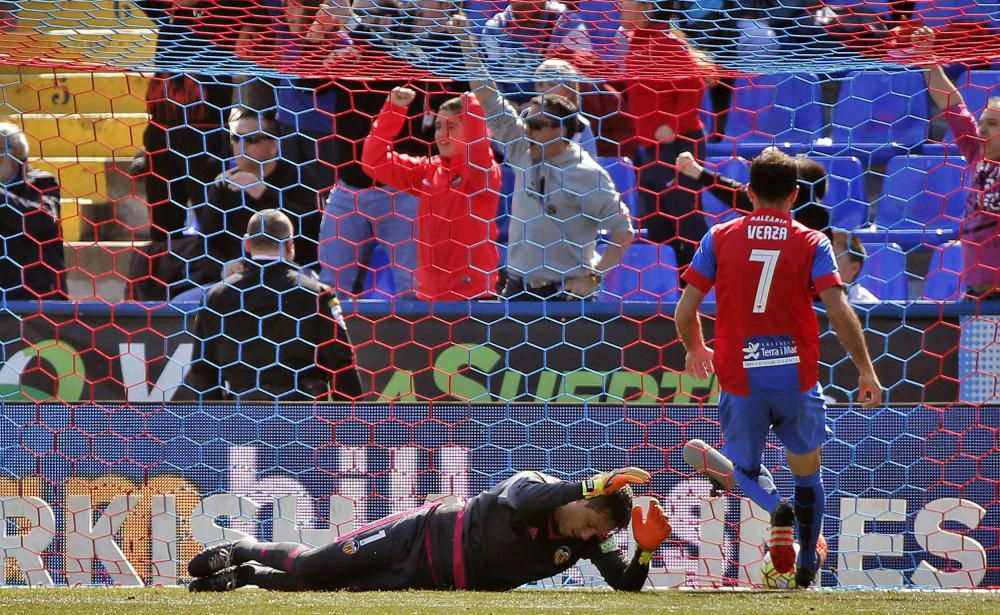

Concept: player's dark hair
[[585, 485, 634, 531], [792, 204, 831, 236], [749, 148, 799, 205], [794, 158, 828, 204], [529, 93, 582, 139]]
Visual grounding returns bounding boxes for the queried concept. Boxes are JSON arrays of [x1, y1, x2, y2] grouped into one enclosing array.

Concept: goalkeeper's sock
[[733, 464, 780, 515], [241, 563, 312, 591], [238, 541, 310, 574], [793, 470, 825, 571]]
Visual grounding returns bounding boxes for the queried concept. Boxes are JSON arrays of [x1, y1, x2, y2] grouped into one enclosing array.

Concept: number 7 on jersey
[[749, 249, 780, 313]]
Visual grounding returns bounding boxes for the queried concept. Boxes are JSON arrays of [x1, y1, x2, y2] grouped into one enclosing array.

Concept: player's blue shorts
[[718, 383, 831, 472]]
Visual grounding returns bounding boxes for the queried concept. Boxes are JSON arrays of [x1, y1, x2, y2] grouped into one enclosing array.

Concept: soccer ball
[[760, 544, 800, 589]]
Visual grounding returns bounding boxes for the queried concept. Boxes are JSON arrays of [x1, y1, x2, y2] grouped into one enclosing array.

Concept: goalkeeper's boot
[[683, 439, 735, 491], [188, 538, 252, 578], [768, 499, 797, 575], [188, 564, 254, 592], [794, 534, 828, 589]]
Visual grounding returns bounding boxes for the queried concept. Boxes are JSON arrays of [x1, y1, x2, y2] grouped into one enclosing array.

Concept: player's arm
[[499, 469, 650, 515], [676, 284, 713, 380], [361, 87, 424, 190], [458, 18, 525, 147], [819, 287, 883, 408], [913, 27, 964, 111], [588, 500, 672, 591], [676, 231, 717, 379], [677, 152, 752, 214]]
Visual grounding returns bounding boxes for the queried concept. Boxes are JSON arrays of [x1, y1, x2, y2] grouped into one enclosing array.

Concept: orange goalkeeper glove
[[582, 467, 651, 499], [632, 499, 671, 565]]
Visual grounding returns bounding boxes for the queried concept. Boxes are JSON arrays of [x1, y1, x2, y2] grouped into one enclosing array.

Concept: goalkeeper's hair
[[586, 485, 634, 531]]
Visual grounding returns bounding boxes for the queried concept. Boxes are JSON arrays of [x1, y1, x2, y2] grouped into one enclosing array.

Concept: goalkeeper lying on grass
[[188, 468, 670, 592]]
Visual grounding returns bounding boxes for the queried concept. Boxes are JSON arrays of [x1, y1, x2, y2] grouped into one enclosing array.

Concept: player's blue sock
[[793, 471, 825, 570], [734, 464, 780, 515]]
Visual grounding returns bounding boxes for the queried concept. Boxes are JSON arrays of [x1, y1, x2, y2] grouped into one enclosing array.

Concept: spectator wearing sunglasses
[[196, 108, 323, 282], [467, 44, 635, 300]]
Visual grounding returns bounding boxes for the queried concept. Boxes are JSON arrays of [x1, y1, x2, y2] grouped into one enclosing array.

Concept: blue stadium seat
[[956, 69, 1000, 117], [597, 157, 639, 219], [856, 242, 910, 301], [913, 0, 1000, 28], [360, 245, 397, 300], [924, 242, 964, 301], [600, 243, 680, 302], [831, 71, 930, 149], [701, 87, 715, 139], [923, 69, 999, 154], [701, 155, 867, 230], [812, 156, 868, 229], [495, 165, 516, 246], [702, 157, 749, 226], [874, 156, 966, 237], [723, 74, 824, 147]]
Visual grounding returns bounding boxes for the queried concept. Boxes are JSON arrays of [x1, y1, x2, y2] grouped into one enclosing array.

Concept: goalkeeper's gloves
[[632, 499, 671, 565], [582, 467, 651, 499]]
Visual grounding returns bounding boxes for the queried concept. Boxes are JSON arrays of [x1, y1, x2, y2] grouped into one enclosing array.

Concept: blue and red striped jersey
[[682, 208, 843, 396]]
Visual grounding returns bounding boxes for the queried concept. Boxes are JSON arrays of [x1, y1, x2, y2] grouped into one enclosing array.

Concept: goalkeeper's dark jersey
[[432, 471, 649, 591]]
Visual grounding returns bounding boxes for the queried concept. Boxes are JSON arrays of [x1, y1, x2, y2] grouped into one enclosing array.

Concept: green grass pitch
[[1, 589, 997, 615]]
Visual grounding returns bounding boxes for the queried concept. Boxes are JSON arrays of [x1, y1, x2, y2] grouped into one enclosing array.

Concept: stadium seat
[[913, 0, 1000, 28], [723, 74, 824, 148], [701, 155, 867, 230], [812, 156, 868, 230], [830, 71, 930, 153], [495, 165, 516, 246], [856, 242, 910, 301], [360, 245, 397, 300], [600, 243, 680, 302], [923, 242, 964, 301], [700, 88, 715, 139], [874, 156, 966, 239], [702, 157, 749, 226], [956, 69, 1000, 117], [597, 157, 639, 219]]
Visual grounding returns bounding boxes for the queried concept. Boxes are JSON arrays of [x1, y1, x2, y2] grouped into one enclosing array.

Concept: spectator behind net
[[196, 108, 322, 282], [184, 209, 362, 401], [0, 122, 65, 300], [831, 230, 877, 304], [676, 150, 831, 236]]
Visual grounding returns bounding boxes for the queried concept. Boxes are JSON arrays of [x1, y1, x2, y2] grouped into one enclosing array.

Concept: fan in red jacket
[[362, 87, 502, 300]]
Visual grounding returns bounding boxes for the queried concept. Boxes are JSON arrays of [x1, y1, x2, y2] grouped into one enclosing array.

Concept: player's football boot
[[683, 439, 735, 491], [187, 564, 254, 592], [768, 499, 797, 575], [188, 539, 251, 578], [794, 534, 828, 589]]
